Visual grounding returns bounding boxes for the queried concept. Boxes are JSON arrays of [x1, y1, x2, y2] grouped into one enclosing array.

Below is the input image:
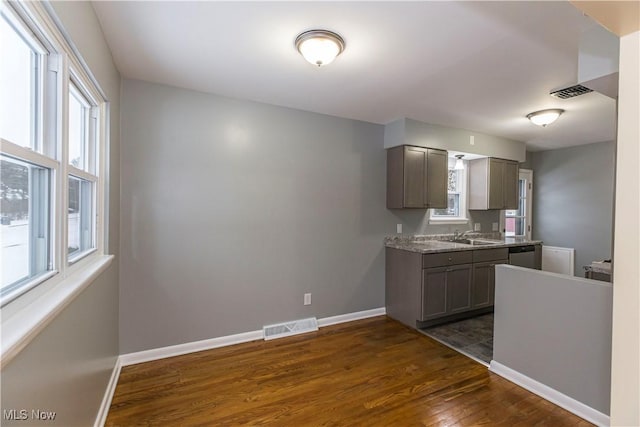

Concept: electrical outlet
[[492, 222, 499, 231], [470, 135, 475, 145], [396, 224, 403, 234], [474, 223, 481, 231], [304, 293, 311, 306]]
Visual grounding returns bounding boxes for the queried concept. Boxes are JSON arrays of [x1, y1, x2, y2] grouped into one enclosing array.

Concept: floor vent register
[[263, 317, 318, 340]]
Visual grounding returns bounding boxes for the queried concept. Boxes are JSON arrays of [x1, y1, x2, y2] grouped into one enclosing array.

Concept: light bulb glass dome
[[295, 30, 345, 67], [454, 155, 464, 170], [527, 109, 564, 127]]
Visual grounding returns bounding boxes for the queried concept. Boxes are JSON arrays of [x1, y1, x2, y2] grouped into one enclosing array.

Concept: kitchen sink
[[408, 239, 503, 247], [449, 238, 472, 244], [449, 239, 501, 246], [469, 240, 502, 246]]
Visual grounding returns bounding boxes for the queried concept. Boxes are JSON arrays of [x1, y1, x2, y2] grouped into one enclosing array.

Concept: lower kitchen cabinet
[[386, 246, 511, 328], [421, 264, 472, 320], [471, 262, 493, 309], [471, 248, 509, 310], [471, 260, 507, 309]]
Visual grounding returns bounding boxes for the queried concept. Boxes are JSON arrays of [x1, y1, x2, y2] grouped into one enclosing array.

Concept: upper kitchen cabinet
[[387, 145, 448, 209], [468, 157, 519, 210]]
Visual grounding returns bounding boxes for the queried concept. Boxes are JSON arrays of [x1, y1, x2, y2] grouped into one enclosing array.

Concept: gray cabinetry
[[386, 247, 474, 328], [387, 145, 448, 209], [468, 157, 519, 210], [488, 158, 505, 209], [471, 248, 508, 309], [425, 148, 448, 208], [421, 263, 472, 321], [471, 262, 494, 309], [503, 160, 519, 210], [421, 267, 447, 319], [446, 265, 473, 314], [386, 245, 527, 328]]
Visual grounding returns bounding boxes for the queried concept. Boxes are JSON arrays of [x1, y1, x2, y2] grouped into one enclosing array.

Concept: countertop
[[384, 234, 542, 254]]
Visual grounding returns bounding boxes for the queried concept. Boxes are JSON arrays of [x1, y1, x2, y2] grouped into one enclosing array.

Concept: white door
[[504, 169, 533, 239]]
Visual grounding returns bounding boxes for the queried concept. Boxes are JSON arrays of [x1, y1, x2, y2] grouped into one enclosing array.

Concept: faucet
[[453, 229, 473, 240]]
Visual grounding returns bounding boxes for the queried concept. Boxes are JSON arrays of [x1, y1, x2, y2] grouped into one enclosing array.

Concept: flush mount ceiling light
[[526, 109, 564, 127], [454, 154, 464, 170], [295, 29, 345, 67]]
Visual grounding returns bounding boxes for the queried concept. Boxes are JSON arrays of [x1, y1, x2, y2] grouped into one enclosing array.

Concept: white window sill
[[0, 254, 114, 368], [428, 218, 470, 225]]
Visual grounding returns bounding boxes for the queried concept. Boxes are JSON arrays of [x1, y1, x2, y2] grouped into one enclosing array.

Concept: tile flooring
[[420, 313, 494, 364]]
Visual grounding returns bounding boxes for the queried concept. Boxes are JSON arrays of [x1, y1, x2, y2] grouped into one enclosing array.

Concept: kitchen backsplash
[[390, 209, 501, 236]]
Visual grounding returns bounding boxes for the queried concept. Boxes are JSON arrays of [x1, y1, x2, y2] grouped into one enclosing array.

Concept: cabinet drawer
[[422, 251, 473, 268], [472, 248, 509, 263]]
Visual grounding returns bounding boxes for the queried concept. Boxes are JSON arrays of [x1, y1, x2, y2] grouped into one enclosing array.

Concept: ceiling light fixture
[[526, 109, 564, 127], [454, 154, 465, 170], [295, 29, 345, 67]]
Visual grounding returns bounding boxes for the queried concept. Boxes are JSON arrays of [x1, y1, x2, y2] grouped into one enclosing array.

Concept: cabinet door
[[503, 161, 519, 210], [488, 158, 504, 209], [447, 264, 472, 314], [403, 147, 426, 208], [425, 149, 448, 209], [472, 260, 508, 309], [421, 267, 447, 320], [471, 262, 493, 309]]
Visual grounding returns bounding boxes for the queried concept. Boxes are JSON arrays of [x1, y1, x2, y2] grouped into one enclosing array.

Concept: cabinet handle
[[446, 268, 452, 272], [448, 257, 452, 261], [490, 264, 495, 267]]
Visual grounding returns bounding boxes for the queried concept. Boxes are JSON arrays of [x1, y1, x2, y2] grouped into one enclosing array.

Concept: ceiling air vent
[[550, 84, 593, 99]]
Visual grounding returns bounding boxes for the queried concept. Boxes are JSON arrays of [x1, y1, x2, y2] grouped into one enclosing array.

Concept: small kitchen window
[[429, 156, 468, 224]]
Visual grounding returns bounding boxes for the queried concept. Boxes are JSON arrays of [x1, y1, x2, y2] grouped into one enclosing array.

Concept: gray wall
[[384, 118, 526, 162], [531, 141, 615, 276], [519, 150, 534, 170], [392, 209, 499, 236], [493, 265, 612, 416], [119, 79, 403, 353], [1, 2, 121, 425], [1, 266, 119, 426]]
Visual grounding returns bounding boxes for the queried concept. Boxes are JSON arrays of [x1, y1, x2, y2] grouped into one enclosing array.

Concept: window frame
[[429, 156, 469, 225], [0, 147, 58, 303], [0, 7, 46, 152], [0, 1, 108, 307], [503, 169, 533, 239]]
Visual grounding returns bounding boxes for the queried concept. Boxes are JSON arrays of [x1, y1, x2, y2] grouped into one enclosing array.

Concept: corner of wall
[[383, 117, 406, 148]]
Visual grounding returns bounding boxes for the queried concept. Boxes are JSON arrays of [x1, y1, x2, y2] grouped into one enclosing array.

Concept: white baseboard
[[94, 356, 122, 427], [489, 360, 610, 427], [119, 307, 386, 367], [119, 329, 264, 366], [317, 307, 386, 327]]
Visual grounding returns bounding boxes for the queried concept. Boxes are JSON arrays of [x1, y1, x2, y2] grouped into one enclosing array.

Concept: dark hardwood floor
[[106, 316, 591, 426]]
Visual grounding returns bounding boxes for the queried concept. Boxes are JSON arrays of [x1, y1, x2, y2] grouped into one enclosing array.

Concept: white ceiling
[[91, 1, 617, 151]]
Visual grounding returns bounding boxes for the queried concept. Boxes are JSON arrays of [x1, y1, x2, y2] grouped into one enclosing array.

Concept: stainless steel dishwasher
[[508, 245, 537, 269]]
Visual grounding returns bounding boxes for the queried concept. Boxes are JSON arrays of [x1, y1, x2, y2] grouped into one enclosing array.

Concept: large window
[[0, 2, 106, 305], [430, 156, 468, 223]]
